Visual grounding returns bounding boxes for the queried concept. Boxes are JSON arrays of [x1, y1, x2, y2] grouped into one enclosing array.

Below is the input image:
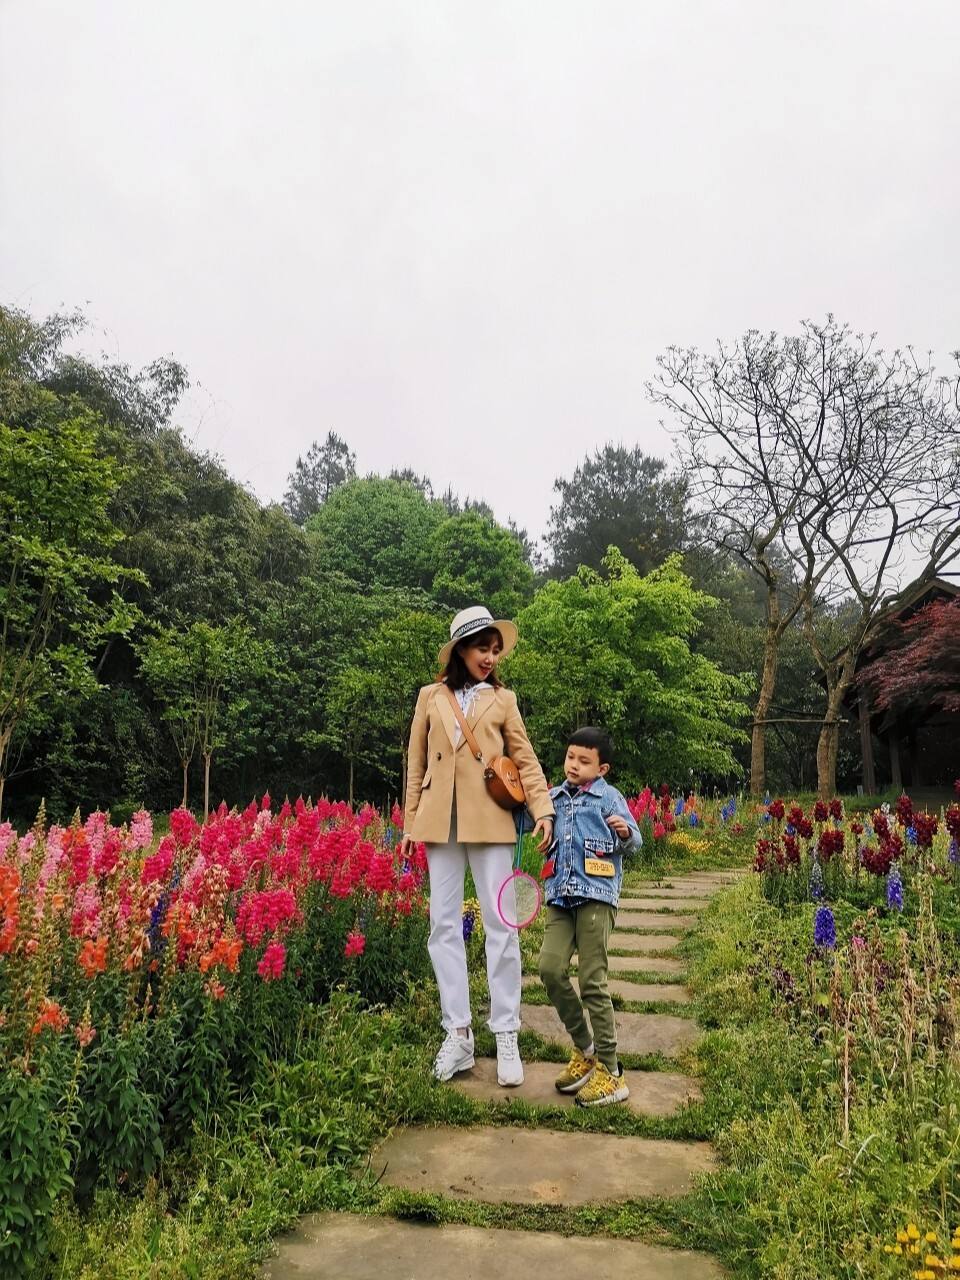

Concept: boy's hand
[[532, 817, 554, 852], [607, 815, 630, 841]]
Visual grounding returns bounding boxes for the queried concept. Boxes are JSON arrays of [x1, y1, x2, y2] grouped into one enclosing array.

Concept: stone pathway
[[264, 869, 741, 1278]]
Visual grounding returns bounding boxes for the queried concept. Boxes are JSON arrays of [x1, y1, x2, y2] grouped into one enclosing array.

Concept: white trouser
[[426, 840, 521, 1034]]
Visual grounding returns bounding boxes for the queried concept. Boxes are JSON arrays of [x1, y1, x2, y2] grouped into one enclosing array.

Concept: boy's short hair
[[567, 726, 614, 765]]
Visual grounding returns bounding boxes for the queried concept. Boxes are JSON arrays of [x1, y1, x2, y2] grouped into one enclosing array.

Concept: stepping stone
[[609, 932, 680, 952], [522, 975, 690, 1004], [620, 897, 711, 911], [628, 885, 719, 899], [617, 911, 698, 931], [606, 954, 686, 975], [264, 1213, 727, 1279], [447, 1057, 702, 1116], [521, 1003, 700, 1055], [373, 1125, 716, 1205]]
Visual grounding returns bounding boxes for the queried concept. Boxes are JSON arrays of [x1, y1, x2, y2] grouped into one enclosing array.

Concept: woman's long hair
[[439, 627, 506, 691]]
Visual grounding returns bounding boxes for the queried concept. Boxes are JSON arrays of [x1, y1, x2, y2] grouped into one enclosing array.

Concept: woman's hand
[[399, 834, 415, 860], [532, 817, 553, 853]]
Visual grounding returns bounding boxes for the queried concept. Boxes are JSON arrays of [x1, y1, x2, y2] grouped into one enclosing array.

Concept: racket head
[[497, 870, 542, 929]]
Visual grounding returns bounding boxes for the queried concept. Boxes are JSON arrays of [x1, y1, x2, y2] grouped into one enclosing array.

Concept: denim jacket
[[542, 777, 642, 908]]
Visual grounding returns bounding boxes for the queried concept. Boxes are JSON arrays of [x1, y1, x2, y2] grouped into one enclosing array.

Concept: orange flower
[[31, 999, 69, 1035], [204, 978, 226, 1000], [78, 936, 108, 978], [198, 936, 243, 975]]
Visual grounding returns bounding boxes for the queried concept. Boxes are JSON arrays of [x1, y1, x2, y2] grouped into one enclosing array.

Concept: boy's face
[[563, 743, 610, 788]]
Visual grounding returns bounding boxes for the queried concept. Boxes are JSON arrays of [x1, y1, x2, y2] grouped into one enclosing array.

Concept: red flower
[[768, 799, 785, 822], [912, 812, 938, 849], [813, 800, 828, 824], [828, 798, 843, 821], [344, 931, 366, 957], [895, 793, 914, 827], [818, 828, 844, 861], [257, 940, 286, 981]]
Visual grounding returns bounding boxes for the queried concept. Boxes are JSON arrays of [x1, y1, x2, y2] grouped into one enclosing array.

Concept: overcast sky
[[2, 1, 958, 540]]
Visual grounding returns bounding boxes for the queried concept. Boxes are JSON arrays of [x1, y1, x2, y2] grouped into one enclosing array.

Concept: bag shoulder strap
[[440, 684, 485, 763]]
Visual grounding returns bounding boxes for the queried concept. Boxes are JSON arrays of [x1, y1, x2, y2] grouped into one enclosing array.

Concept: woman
[[399, 606, 554, 1086]]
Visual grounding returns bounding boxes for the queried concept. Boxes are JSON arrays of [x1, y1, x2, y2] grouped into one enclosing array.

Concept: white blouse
[[453, 681, 492, 745]]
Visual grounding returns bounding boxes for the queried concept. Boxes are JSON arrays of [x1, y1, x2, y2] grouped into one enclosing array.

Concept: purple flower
[[689, 812, 699, 827], [462, 910, 476, 942], [886, 864, 904, 913], [905, 826, 917, 846], [949, 838, 959, 866], [813, 905, 836, 949]]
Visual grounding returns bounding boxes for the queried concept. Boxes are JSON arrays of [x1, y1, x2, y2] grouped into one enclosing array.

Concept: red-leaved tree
[[858, 597, 960, 717]]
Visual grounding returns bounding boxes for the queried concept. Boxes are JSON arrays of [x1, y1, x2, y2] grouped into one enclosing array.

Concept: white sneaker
[[433, 1031, 475, 1081], [495, 1031, 524, 1087]]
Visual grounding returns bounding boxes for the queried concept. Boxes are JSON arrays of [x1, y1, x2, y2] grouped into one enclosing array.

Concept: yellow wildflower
[[929, 1233, 942, 1243], [926, 1257, 944, 1268], [908, 1224, 922, 1240]]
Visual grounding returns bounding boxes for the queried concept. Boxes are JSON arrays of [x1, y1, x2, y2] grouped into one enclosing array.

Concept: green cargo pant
[[538, 901, 618, 1071]]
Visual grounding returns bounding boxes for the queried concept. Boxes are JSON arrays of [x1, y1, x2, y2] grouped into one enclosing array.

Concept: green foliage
[[306, 477, 447, 592], [430, 511, 534, 617], [545, 445, 691, 578], [0, 1058, 73, 1277], [509, 549, 750, 790], [0, 409, 136, 814], [283, 432, 356, 525]]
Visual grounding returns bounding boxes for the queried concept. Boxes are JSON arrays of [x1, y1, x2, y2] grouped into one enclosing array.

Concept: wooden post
[[858, 694, 876, 796]]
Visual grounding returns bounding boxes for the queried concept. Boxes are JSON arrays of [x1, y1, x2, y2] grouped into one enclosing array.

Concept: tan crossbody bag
[[443, 686, 526, 811]]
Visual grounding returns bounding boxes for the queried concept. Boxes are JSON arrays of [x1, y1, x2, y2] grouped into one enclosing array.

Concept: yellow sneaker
[[554, 1047, 597, 1094], [575, 1062, 630, 1108]]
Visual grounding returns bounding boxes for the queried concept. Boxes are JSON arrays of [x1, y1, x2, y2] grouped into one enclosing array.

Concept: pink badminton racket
[[497, 830, 543, 929]]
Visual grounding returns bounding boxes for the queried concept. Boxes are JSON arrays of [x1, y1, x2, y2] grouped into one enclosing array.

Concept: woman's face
[[459, 633, 503, 683]]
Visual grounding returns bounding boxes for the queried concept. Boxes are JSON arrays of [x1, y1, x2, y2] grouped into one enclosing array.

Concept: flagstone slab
[[372, 1125, 716, 1205], [608, 932, 681, 952], [522, 975, 690, 1004], [627, 885, 721, 899], [605, 954, 686, 975], [551, 952, 686, 975], [617, 911, 698, 931], [263, 1213, 727, 1279], [620, 898, 712, 912], [521, 1003, 700, 1055], [447, 1057, 702, 1116]]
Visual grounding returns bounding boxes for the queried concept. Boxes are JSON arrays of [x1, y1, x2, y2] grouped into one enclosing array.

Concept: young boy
[[537, 727, 642, 1106]]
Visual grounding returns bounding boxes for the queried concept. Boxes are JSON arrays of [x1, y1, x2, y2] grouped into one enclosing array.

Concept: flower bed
[[0, 797, 429, 1274]]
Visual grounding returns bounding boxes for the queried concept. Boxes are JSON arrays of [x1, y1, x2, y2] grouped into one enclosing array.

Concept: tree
[[283, 432, 356, 524], [544, 445, 690, 579], [351, 611, 447, 799], [654, 318, 960, 796], [0, 413, 135, 817], [136, 628, 200, 807], [306, 477, 447, 591], [507, 549, 749, 792], [389, 468, 434, 498], [857, 596, 960, 721], [430, 512, 534, 617], [137, 621, 259, 815]]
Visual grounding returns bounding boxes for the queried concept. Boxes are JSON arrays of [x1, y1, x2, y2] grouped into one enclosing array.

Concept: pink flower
[[130, 810, 153, 850], [257, 940, 286, 981], [653, 821, 666, 839], [344, 931, 366, 957]]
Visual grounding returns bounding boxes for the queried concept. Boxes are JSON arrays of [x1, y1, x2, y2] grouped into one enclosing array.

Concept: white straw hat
[[437, 606, 518, 668]]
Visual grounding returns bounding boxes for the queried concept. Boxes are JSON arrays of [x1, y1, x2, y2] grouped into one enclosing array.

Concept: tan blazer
[[403, 683, 555, 845]]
